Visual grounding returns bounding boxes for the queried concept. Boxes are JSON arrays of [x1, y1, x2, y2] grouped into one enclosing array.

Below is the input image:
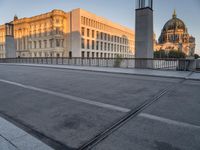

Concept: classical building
[[155, 10, 195, 56], [0, 8, 135, 58]]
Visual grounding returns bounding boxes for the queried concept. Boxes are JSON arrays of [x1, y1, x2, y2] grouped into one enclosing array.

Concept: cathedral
[[155, 10, 195, 56]]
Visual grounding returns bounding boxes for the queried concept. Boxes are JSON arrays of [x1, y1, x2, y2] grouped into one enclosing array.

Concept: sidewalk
[[2, 63, 200, 80], [0, 117, 53, 150]]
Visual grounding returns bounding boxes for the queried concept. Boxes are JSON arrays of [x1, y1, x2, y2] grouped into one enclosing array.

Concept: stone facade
[[155, 10, 195, 56], [0, 8, 135, 58]]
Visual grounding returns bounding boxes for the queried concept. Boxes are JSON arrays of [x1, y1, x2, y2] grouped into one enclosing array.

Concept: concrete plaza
[[0, 64, 199, 150]]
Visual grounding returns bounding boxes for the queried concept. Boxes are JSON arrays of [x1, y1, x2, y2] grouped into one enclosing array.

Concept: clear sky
[[0, 0, 199, 54]]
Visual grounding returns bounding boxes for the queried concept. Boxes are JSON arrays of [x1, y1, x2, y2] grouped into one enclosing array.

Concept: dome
[[162, 10, 186, 32]]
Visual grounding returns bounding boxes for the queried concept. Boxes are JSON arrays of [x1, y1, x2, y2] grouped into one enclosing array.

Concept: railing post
[[81, 58, 83, 66], [89, 58, 91, 66], [126, 59, 129, 68], [106, 58, 108, 67]]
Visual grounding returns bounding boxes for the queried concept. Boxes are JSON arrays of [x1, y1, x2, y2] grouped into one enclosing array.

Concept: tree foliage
[[154, 50, 186, 59], [194, 54, 199, 59]]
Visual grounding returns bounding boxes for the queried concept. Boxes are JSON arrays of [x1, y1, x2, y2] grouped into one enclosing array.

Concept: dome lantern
[[172, 9, 177, 18], [14, 15, 18, 21]]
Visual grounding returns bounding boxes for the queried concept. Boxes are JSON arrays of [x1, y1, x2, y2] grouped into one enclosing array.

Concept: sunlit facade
[[0, 8, 135, 58]]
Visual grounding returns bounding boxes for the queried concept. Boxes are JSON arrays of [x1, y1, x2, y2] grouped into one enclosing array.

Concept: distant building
[[155, 10, 195, 56], [0, 8, 135, 58]]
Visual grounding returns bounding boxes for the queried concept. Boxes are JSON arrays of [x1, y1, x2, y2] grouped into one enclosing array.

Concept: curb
[[0, 63, 199, 81]]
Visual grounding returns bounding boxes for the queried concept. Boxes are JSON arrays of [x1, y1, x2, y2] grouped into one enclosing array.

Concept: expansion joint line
[[78, 79, 185, 150]]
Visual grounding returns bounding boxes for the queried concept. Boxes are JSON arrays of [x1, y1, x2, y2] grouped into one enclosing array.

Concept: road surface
[[0, 64, 199, 150]]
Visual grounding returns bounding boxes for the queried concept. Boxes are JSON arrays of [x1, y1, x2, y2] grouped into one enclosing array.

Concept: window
[[39, 40, 42, 48], [81, 51, 85, 58], [87, 52, 90, 58], [92, 30, 95, 38], [96, 41, 99, 50], [56, 27, 60, 34], [96, 31, 99, 39], [96, 52, 99, 58], [86, 18, 89, 26], [100, 32, 103, 40], [87, 39, 90, 49], [56, 39, 60, 47], [81, 27, 85, 36], [29, 41, 32, 49], [81, 38, 85, 49], [108, 43, 110, 51], [92, 40, 95, 50], [44, 40, 47, 48], [61, 39, 64, 47], [87, 29, 90, 37], [92, 52, 95, 58], [100, 42, 103, 50], [81, 17, 84, 25], [34, 41, 37, 49], [104, 43, 107, 51], [69, 51, 72, 58], [104, 33, 107, 41], [100, 53, 103, 58], [49, 39, 53, 48]]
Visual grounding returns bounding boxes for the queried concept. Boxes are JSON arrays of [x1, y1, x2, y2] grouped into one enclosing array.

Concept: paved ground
[[0, 64, 199, 150], [0, 116, 53, 150]]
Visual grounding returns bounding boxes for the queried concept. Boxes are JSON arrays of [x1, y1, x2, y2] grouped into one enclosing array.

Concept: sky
[[0, 0, 199, 54]]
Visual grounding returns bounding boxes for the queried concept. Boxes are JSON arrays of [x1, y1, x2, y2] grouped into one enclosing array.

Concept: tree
[[194, 54, 199, 59], [154, 50, 186, 59], [114, 54, 122, 68], [168, 50, 186, 58], [154, 50, 167, 58]]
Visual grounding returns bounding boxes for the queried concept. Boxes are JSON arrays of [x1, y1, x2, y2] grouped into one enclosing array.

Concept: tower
[[5, 23, 16, 58], [135, 0, 154, 68]]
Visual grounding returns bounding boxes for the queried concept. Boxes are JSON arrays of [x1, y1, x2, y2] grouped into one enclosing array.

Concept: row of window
[[81, 51, 130, 58], [81, 38, 131, 53], [16, 39, 64, 50], [81, 27, 130, 45], [81, 16, 132, 37], [29, 27, 63, 38], [30, 52, 62, 57]]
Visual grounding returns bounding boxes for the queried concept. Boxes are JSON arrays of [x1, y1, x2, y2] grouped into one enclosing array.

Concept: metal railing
[[0, 57, 197, 71]]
